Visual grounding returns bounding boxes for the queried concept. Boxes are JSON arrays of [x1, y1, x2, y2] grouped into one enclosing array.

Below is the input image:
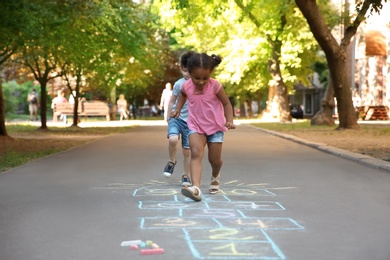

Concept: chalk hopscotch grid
[[94, 181, 302, 259]]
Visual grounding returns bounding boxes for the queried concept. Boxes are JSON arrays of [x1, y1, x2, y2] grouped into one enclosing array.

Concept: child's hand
[[170, 110, 180, 118], [224, 122, 236, 130]]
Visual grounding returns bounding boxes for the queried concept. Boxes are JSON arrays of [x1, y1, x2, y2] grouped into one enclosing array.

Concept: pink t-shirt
[[182, 78, 227, 135]]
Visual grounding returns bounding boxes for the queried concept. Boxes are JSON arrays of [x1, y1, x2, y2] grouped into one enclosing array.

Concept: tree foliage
[[1, 0, 176, 131], [152, 0, 320, 120]]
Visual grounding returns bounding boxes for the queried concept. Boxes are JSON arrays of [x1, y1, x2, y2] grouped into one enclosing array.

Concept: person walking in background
[[160, 82, 172, 121], [171, 52, 236, 202], [117, 94, 129, 121], [163, 51, 194, 186], [27, 88, 39, 121]]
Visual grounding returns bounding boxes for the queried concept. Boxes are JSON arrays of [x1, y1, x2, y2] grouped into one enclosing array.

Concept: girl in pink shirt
[[171, 52, 236, 202]]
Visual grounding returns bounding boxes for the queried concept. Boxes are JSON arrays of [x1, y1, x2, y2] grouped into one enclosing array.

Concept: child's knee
[[168, 135, 179, 145]]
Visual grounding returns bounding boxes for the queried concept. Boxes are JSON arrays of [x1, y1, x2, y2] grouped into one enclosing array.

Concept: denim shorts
[[189, 130, 224, 143], [167, 118, 190, 149]]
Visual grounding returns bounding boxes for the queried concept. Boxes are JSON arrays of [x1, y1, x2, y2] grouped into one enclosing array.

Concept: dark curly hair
[[180, 51, 196, 69], [182, 52, 222, 73]]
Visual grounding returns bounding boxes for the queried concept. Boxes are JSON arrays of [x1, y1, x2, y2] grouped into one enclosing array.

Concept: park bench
[[53, 101, 110, 122], [53, 103, 81, 122], [358, 105, 389, 120], [80, 101, 110, 121]]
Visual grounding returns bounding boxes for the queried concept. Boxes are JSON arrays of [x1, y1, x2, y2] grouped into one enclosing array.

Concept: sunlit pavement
[[6, 118, 390, 171]]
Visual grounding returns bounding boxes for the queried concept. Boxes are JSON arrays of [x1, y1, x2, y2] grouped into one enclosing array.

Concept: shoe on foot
[[163, 161, 176, 177], [181, 186, 202, 202], [181, 174, 192, 186], [209, 174, 220, 194]]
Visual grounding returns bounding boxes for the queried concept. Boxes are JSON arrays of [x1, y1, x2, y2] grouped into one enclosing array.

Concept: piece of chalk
[[121, 240, 142, 247], [130, 245, 138, 250], [151, 243, 159, 249], [145, 240, 153, 246], [140, 248, 165, 255]]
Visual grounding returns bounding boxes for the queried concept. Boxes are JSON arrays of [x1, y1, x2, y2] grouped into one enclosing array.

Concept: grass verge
[[251, 120, 390, 161], [0, 124, 134, 172]]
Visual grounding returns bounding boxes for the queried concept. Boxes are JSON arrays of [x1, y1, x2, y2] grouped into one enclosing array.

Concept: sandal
[[209, 174, 220, 194], [181, 186, 202, 202]]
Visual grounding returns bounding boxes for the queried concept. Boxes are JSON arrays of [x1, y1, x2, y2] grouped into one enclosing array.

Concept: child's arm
[[216, 87, 236, 129], [171, 91, 187, 118], [166, 93, 177, 121]]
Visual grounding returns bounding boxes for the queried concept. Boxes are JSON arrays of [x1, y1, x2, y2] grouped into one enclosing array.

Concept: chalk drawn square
[[182, 228, 285, 260], [133, 186, 180, 196], [182, 208, 243, 219], [140, 217, 220, 229], [218, 218, 304, 230], [183, 228, 269, 242], [218, 188, 276, 197], [139, 200, 207, 210], [188, 241, 283, 259], [205, 201, 285, 211]]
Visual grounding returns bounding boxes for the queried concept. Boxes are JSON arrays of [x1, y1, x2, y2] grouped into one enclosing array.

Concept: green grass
[[1, 124, 136, 173], [6, 124, 133, 136], [252, 120, 390, 134], [251, 120, 337, 132], [0, 149, 64, 172]]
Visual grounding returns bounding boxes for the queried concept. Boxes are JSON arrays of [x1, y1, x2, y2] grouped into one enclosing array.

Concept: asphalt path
[[1, 123, 389, 260]]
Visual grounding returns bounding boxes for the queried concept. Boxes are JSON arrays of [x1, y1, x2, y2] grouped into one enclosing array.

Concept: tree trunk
[[72, 91, 80, 126], [0, 76, 8, 136], [267, 42, 291, 123], [247, 97, 254, 118], [239, 99, 246, 118], [71, 72, 82, 127], [38, 80, 48, 130], [295, 0, 358, 129], [330, 53, 357, 129], [311, 76, 335, 126]]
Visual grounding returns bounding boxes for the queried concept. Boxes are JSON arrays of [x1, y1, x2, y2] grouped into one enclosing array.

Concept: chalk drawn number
[[209, 228, 254, 240]]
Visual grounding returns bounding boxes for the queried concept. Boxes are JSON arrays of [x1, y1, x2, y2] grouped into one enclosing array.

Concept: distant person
[[163, 51, 194, 187], [69, 90, 77, 106], [51, 90, 68, 123], [352, 90, 361, 108], [27, 88, 39, 121], [352, 90, 362, 119], [171, 52, 236, 202], [117, 94, 129, 121], [160, 82, 172, 121]]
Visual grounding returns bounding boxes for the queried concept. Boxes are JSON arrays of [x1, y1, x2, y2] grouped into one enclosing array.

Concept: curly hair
[[182, 52, 222, 73]]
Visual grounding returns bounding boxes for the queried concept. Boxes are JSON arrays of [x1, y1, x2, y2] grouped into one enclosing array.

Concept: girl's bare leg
[[189, 133, 207, 190], [207, 142, 223, 178], [168, 135, 179, 162]]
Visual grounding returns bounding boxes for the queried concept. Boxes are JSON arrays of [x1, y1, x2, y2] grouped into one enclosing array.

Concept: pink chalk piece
[[140, 248, 165, 255], [130, 245, 138, 250]]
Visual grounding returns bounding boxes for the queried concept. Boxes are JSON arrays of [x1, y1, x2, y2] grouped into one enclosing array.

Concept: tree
[[10, 0, 71, 130], [0, 0, 31, 136], [295, 0, 387, 129], [152, 0, 320, 121]]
